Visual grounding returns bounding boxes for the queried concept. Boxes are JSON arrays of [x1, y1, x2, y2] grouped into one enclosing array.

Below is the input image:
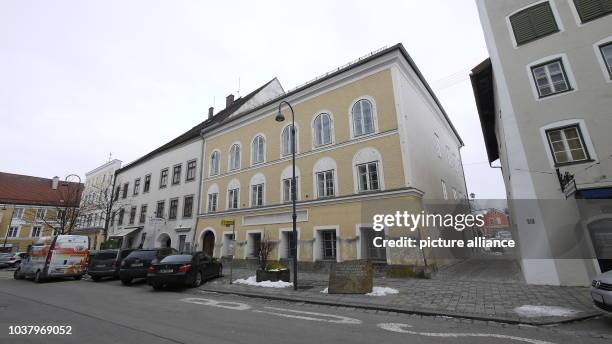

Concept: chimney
[[52, 176, 59, 190], [226, 94, 234, 108], [208, 107, 214, 119]]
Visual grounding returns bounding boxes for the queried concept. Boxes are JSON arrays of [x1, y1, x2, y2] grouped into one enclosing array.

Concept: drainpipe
[[190, 132, 206, 252]]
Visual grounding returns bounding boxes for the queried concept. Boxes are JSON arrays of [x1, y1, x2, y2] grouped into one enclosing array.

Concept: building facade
[[473, 0, 612, 285], [0, 172, 83, 252], [74, 159, 122, 250], [195, 44, 469, 272]]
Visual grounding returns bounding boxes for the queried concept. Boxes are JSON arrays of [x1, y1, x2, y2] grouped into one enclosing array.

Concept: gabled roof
[[470, 58, 499, 163], [0, 172, 83, 207], [117, 78, 279, 174]]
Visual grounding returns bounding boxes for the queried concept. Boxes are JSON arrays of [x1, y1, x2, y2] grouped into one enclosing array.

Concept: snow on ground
[[320, 286, 399, 296], [233, 276, 292, 288], [513, 305, 579, 317]]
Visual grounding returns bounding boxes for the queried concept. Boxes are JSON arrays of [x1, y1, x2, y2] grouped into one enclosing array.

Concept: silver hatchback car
[[591, 270, 612, 315]]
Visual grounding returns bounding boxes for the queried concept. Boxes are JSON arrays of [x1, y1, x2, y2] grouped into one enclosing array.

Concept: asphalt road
[[0, 272, 610, 344]]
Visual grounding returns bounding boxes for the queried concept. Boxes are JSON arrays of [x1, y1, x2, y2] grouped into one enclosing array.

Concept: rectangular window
[[228, 189, 239, 209], [207, 193, 218, 213], [316, 170, 335, 198], [546, 125, 590, 165], [169, 199, 178, 220], [442, 180, 448, 200], [282, 231, 296, 259], [183, 196, 194, 217], [12, 208, 24, 219], [172, 165, 182, 185], [573, 0, 612, 23], [31, 226, 41, 238], [114, 186, 120, 201], [35, 208, 46, 220], [321, 230, 337, 260], [133, 178, 140, 195], [600, 42, 612, 78], [186, 160, 197, 181], [159, 169, 168, 188], [251, 184, 264, 207], [362, 227, 386, 261], [144, 174, 151, 193], [452, 188, 458, 200], [156, 201, 165, 218], [122, 183, 129, 199], [139, 204, 147, 224], [531, 59, 571, 97], [129, 206, 136, 224], [7, 226, 19, 238], [282, 177, 298, 203], [357, 162, 380, 192], [510, 2, 559, 46], [247, 232, 261, 258], [118, 208, 125, 226]]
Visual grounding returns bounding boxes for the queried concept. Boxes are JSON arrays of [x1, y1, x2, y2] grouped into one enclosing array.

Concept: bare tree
[[257, 230, 276, 271], [32, 179, 83, 235]]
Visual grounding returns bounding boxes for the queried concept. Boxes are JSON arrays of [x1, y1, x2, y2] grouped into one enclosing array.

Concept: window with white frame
[[281, 231, 296, 259], [282, 177, 298, 203], [452, 188, 458, 200], [12, 208, 23, 219], [186, 160, 197, 181], [599, 42, 612, 79], [31, 226, 41, 238], [281, 124, 296, 157], [321, 230, 337, 260], [509, 1, 559, 46], [357, 161, 380, 192], [351, 99, 375, 137], [183, 196, 193, 218], [316, 170, 335, 198], [251, 135, 265, 164], [246, 232, 261, 258], [434, 133, 441, 158], [546, 125, 590, 165], [210, 151, 220, 176], [208, 193, 218, 212], [7, 226, 19, 238], [361, 227, 386, 261], [35, 208, 46, 220], [442, 180, 448, 200], [228, 188, 239, 209], [251, 183, 264, 207], [531, 59, 571, 97], [229, 144, 241, 171], [313, 113, 332, 147], [573, 0, 612, 23]]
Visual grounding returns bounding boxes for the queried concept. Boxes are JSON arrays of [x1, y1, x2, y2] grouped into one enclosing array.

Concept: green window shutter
[[510, 2, 559, 46], [573, 0, 612, 23]]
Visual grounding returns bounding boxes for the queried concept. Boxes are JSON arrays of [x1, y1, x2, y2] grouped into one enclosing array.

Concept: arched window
[[281, 125, 296, 157], [252, 135, 265, 164], [209, 151, 220, 176], [351, 99, 375, 137], [229, 144, 241, 171], [313, 113, 332, 147]]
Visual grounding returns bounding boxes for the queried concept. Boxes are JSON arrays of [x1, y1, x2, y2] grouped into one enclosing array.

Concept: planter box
[[256, 269, 290, 282]]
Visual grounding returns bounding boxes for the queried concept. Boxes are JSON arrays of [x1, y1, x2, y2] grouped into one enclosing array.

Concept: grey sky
[[0, 0, 505, 199]]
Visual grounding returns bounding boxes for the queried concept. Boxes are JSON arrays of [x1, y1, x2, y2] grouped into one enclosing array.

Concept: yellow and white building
[[194, 44, 469, 271]]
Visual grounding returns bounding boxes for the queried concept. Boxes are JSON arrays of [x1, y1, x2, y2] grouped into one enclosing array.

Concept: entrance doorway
[[203, 231, 215, 256], [588, 219, 612, 273], [157, 233, 172, 249]]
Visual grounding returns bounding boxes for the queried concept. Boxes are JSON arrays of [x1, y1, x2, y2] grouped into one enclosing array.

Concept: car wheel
[[34, 270, 43, 283], [13, 268, 23, 280], [121, 278, 132, 285], [74, 275, 83, 281], [193, 271, 202, 287], [152, 282, 164, 291], [91, 276, 102, 282]]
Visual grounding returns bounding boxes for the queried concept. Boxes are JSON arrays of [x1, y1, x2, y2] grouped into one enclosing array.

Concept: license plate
[[132, 263, 143, 267], [592, 293, 604, 303], [96, 264, 106, 268], [159, 269, 173, 273]]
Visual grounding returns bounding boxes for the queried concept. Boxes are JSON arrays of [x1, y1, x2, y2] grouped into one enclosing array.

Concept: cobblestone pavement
[[201, 262, 599, 325]]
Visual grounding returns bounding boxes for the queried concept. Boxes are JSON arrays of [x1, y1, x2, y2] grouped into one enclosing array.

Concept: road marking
[[252, 306, 362, 324], [180, 297, 251, 311], [377, 323, 555, 344]]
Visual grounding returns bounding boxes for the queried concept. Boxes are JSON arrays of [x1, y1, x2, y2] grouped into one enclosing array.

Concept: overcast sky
[[0, 0, 506, 199]]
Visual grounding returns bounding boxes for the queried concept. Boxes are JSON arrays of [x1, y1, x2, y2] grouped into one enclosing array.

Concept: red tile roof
[[0, 172, 83, 207]]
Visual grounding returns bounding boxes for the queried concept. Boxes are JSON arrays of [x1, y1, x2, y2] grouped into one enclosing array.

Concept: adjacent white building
[[472, 0, 612, 285]]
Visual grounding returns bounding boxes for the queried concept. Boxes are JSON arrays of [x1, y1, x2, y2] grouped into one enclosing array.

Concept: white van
[[14, 235, 89, 283]]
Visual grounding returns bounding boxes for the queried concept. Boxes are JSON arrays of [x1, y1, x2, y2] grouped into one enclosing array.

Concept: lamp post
[[275, 100, 298, 291]]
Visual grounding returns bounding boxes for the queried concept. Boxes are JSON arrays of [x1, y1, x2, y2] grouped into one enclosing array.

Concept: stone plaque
[[328, 260, 373, 294]]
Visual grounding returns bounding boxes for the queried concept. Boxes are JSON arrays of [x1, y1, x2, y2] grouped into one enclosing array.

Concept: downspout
[[191, 131, 206, 252]]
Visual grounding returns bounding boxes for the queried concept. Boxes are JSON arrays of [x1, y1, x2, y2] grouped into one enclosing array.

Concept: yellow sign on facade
[[221, 219, 235, 227]]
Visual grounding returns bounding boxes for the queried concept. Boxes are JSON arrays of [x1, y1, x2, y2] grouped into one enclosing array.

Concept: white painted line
[[377, 323, 555, 344], [180, 298, 251, 311], [252, 306, 362, 324]]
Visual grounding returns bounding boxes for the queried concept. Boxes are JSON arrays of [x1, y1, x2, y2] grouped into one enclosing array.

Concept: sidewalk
[[200, 262, 600, 326]]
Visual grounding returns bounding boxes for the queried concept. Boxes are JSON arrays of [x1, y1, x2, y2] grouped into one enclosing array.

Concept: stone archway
[[157, 233, 172, 249], [202, 231, 215, 256]]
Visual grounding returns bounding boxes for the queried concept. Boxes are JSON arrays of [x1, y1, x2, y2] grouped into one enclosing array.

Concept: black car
[[147, 252, 222, 290], [119, 248, 177, 285], [87, 249, 134, 281]]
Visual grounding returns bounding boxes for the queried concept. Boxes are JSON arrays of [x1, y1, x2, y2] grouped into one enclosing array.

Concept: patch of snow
[[367, 287, 400, 296], [513, 305, 579, 318], [233, 276, 292, 288], [321, 287, 328, 293]]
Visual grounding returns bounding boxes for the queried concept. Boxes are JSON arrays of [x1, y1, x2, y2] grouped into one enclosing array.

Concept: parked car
[[591, 269, 612, 315], [147, 252, 222, 290], [14, 235, 89, 283], [0, 252, 28, 268], [87, 249, 134, 281], [119, 248, 177, 285]]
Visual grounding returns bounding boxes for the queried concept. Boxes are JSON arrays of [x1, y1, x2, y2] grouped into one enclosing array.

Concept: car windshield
[[126, 250, 157, 260], [160, 255, 192, 263]]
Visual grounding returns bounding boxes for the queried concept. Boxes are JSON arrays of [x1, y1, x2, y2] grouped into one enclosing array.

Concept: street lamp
[[276, 100, 298, 291]]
